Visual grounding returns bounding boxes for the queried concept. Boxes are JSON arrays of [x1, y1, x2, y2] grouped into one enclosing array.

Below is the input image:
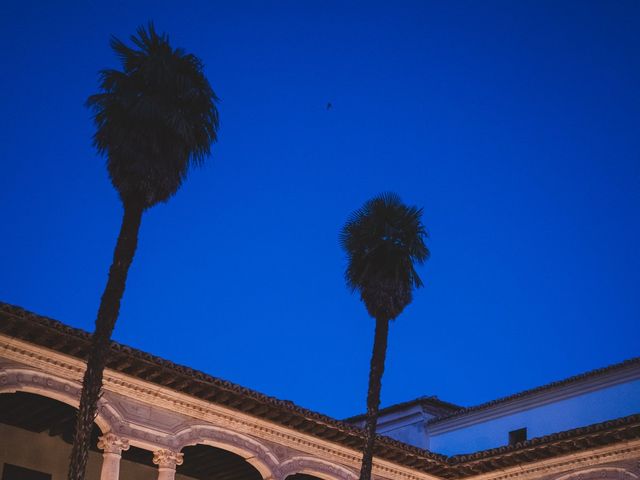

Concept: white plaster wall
[[0, 423, 196, 480], [380, 420, 429, 449], [370, 405, 435, 449], [429, 379, 640, 455]]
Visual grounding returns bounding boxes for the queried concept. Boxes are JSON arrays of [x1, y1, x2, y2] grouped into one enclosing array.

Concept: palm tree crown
[[340, 192, 429, 320], [87, 23, 219, 209]]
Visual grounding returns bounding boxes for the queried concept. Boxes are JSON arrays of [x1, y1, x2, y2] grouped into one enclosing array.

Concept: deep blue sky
[[1, 1, 638, 420]]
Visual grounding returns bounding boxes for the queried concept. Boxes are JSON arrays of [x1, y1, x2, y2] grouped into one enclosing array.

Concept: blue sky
[[1, 1, 638, 420]]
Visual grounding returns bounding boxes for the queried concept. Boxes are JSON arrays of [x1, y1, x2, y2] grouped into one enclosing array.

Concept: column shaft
[[100, 452, 122, 480], [157, 466, 177, 480]]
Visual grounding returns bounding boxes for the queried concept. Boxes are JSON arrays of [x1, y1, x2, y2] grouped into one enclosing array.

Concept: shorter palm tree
[[340, 193, 429, 480]]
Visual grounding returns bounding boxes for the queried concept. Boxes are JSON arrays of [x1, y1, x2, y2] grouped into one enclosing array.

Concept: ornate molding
[[98, 433, 130, 454], [467, 441, 640, 480], [153, 449, 184, 469], [278, 456, 358, 480], [556, 467, 639, 480], [0, 337, 85, 380]]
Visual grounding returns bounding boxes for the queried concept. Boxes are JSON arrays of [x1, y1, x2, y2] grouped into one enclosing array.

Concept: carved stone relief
[[153, 449, 184, 469], [277, 456, 358, 480], [98, 433, 130, 455]]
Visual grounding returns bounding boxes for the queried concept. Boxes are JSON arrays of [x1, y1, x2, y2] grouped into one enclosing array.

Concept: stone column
[[97, 433, 130, 480], [153, 449, 184, 480]]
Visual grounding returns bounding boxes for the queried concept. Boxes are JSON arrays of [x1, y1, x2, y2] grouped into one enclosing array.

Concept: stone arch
[[174, 424, 279, 479], [279, 456, 357, 480], [0, 366, 117, 433], [556, 468, 639, 480]]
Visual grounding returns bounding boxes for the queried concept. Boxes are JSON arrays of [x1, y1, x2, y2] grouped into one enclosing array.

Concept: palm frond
[[88, 23, 219, 209]]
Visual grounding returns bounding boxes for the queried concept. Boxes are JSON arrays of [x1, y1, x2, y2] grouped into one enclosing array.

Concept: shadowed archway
[[0, 391, 103, 445], [177, 444, 263, 480]]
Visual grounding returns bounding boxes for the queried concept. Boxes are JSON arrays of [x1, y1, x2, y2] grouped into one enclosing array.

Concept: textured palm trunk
[[359, 316, 390, 480], [67, 201, 144, 480]]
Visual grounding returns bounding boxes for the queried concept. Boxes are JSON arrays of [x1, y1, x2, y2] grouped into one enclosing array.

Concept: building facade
[[346, 360, 640, 455], [1, 302, 639, 480]]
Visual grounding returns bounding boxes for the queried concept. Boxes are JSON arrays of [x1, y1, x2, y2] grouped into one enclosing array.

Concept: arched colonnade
[[0, 365, 357, 480]]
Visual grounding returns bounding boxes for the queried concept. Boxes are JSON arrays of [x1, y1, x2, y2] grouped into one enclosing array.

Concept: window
[[508, 427, 527, 446], [2, 464, 51, 480]]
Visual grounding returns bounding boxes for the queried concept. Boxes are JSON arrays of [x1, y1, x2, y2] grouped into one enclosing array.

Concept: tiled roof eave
[[344, 396, 463, 424], [1, 301, 639, 479], [444, 414, 640, 477]]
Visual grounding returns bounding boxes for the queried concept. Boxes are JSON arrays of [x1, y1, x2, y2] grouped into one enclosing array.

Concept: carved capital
[[153, 449, 184, 469], [97, 433, 130, 455]]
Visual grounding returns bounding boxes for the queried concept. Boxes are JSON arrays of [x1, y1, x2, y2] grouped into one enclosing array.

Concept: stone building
[[1, 302, 639, 480]]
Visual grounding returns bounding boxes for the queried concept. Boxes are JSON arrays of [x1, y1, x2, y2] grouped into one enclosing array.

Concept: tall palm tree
[[68, 24, 219, 480], [340, 193, 429, 480]]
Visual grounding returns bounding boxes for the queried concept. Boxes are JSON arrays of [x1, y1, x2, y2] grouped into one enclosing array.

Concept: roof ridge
[[344, 395, 463, 423], [429, 356, 640, 425]]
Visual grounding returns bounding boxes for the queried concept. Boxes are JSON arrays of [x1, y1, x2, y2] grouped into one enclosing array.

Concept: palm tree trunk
[[68, 201, 144, 480], [359, 316, 390, 480]]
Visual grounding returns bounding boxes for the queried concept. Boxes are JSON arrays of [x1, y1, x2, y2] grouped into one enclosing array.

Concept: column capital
[[98, 433, 130, 455], [153, 449, 184, 469]]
